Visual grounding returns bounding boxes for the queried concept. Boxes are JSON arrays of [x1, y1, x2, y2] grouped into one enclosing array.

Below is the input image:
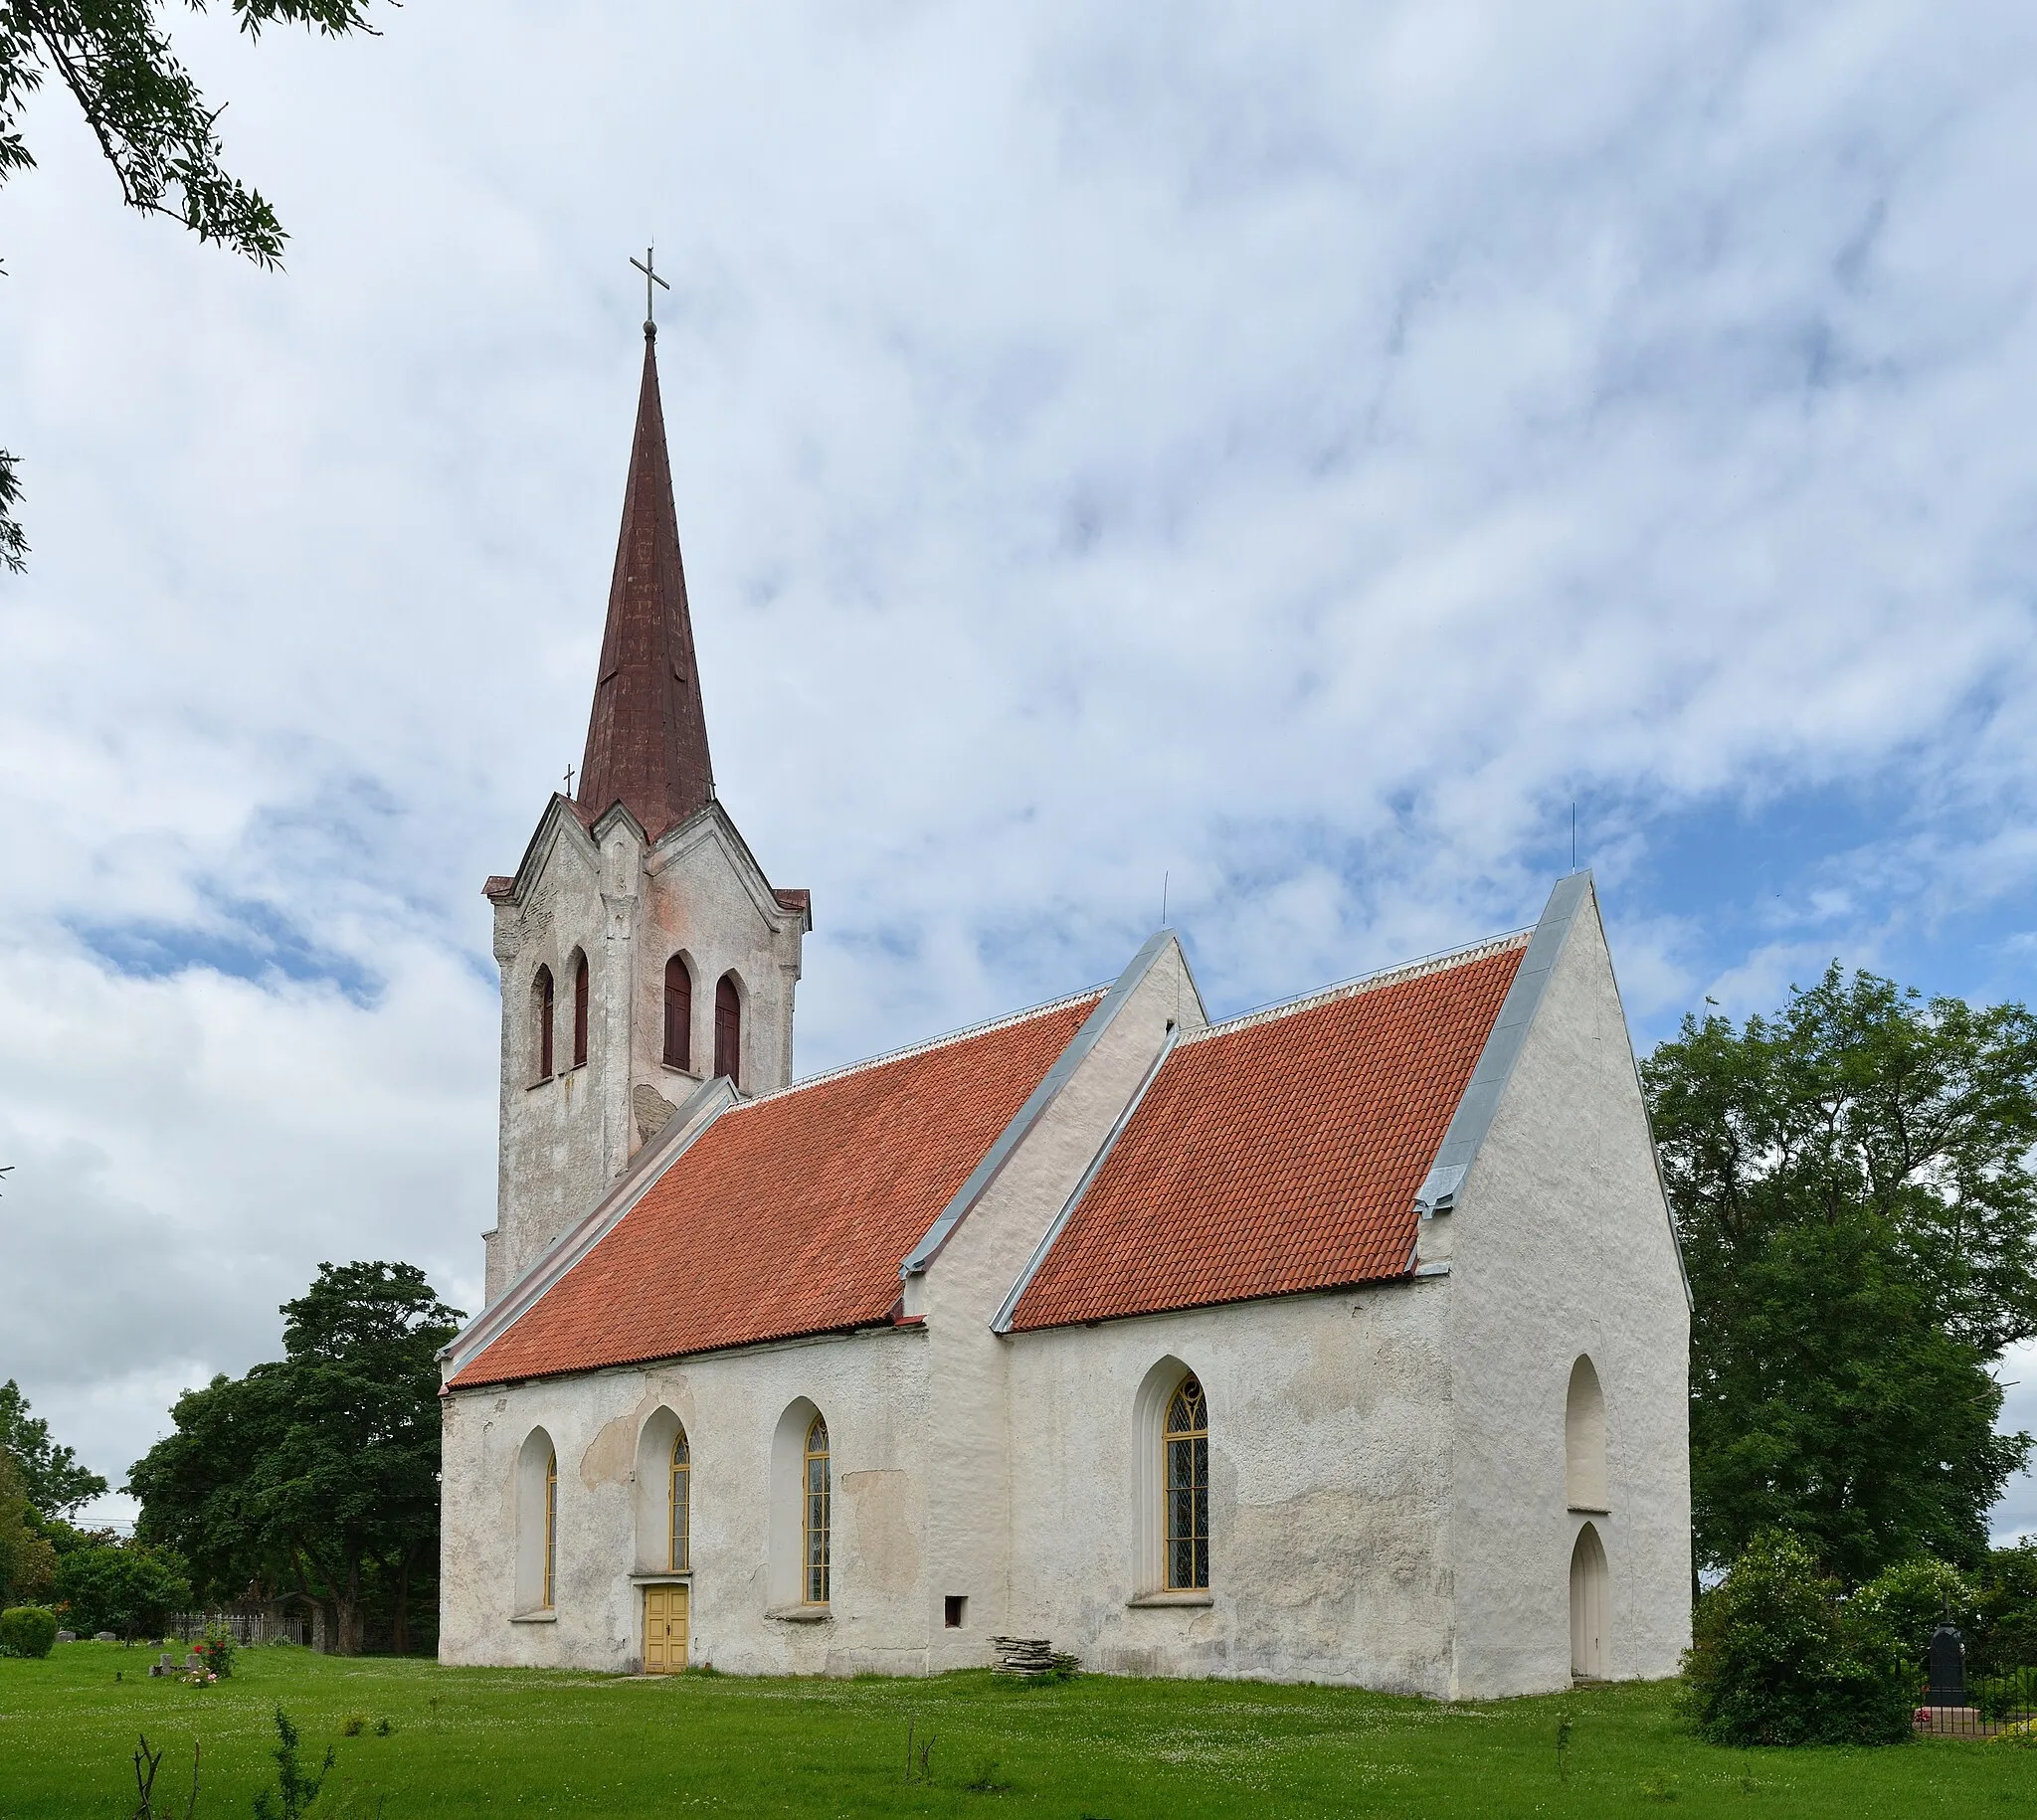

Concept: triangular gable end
[[440, 1074, 735, 1383]]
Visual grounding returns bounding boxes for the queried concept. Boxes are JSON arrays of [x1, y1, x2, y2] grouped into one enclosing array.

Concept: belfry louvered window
[[663, 955, 692, 1069], [1164, 1376, 1209, 1591], [532, 967, 555, 1082], [803, 1413, 831, 1603], [571, 954, 590, 1069], [715, 974, 742, 1087]]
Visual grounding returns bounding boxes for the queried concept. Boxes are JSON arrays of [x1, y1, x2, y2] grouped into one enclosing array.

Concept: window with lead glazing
[[669, 1429, 691, 1571], [1164, 1376, 1208, 1591], [543, 1448, 558, 1609], [803, 1414, 831, 1603]]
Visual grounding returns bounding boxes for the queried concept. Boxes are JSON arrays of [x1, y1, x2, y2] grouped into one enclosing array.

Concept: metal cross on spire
[[631, 246, 670, 335], [563, 763, 577, 797]]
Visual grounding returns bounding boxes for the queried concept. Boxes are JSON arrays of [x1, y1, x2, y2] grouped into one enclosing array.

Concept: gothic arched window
[[663, 955, 693, 1070], [571, 952, 590, 1070], [715, 974, 742, 1088], [803, 1412, 831, 1604], [543, 1446, 559, 1610], [669, 1428, 691, 1572], [1164, 1374, 1209, 1591], [532, 966, 555, 1083]]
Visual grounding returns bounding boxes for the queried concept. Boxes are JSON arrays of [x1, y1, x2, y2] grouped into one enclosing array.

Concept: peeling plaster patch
[[841, 1469, 919, 1594]]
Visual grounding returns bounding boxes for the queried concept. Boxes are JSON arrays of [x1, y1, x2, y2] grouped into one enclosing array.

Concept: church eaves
[[575, 325, 714, 843]]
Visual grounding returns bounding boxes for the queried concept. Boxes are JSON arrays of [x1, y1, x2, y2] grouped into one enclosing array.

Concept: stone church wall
[[1441, 885, 1693, 1698], [1002, 1285, 1456, 1692], [439, 1325, 933, 1675]]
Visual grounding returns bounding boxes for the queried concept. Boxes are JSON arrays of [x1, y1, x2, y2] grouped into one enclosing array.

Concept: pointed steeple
[[576, 324, 714, 842]]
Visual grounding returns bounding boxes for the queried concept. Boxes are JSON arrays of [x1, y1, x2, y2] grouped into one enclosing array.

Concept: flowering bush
[[193, 1625, 236, 1678]]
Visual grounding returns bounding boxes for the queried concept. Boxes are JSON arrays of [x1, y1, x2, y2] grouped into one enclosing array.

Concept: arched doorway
[[1570, 1523, 1608, 1680]]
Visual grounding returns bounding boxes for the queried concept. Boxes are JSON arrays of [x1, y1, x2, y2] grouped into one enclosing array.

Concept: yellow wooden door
[[643, 1583, 689, 1674]]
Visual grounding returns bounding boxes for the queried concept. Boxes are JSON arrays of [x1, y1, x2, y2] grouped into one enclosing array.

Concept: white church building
[[437, 321, 1693, 1697]]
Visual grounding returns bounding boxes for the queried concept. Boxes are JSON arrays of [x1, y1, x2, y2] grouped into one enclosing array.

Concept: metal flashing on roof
[[754, 984, 1108, 1113], [1190, 929, 1532, 1047], [439, 1073, 734, 1379], [991, 1019, 1183, 1334], [1411, 871, 1591, 1222], [900, 929, 1196, 1279]]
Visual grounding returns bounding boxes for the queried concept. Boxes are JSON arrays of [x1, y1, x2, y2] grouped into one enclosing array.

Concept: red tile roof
[[1007, 939, 1526, 1332], [450, 992, 1102, 1388]]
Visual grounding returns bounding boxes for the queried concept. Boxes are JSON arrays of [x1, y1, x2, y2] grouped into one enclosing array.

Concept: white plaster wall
[[440, 1327, 929, 1674], [915, 938, 1204, 1669], [1002, 1288, 1456, 1691], [1441, 887, 1692, 1698], [483, 802, 805, 1302]]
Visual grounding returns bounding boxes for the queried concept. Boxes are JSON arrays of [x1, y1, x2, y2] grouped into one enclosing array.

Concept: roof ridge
[[734, 983, 1110, 1111], [1185, 928, 1533, 1045]]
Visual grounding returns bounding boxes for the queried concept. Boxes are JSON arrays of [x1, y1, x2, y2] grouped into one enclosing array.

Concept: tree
[[0, 1377, 107, 1515], [53, 1537, 190, 1638], [130, 1260, 463, 1654], [1643, 965, 2037, 1584], [0, 1450, 57, 1607], [0, 1, 391, 571]]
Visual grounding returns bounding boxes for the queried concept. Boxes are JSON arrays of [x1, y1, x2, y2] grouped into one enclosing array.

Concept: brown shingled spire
[[576, 324, 713, 842]]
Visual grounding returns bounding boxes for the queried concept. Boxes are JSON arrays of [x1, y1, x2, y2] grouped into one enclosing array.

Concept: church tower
[[478, 319, 811, 1304]]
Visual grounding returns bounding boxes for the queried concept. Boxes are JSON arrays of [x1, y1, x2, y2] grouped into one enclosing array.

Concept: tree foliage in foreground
[[130, 1260, 462, 1654], [1643, 965, 2037, 1583], [0, 0, 390, 571]]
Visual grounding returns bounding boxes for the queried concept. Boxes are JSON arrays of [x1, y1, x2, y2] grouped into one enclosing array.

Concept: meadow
[[0, 1642, 2027, 1818]]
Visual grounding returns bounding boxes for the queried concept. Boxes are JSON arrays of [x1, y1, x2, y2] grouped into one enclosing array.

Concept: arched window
[[803, 1413, 831, 1604], [543, 1447, 558, 1609], [1566, 1356, 1608, 1511], [669, 1428, 691, 1572], [715, 974, 742, 1087], [514, 1426, 556, 1614], [663, 955, 692, 1070], [570, 952, 590, 1070], [1165, 1375, 1209, 1591], [532, 966, 555, 1082]]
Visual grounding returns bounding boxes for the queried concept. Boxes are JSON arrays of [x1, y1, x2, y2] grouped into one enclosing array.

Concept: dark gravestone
[[1927, 1622, 1967, 1707]]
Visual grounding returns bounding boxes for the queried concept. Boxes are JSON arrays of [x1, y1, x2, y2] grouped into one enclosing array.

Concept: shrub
[[52, 1542, 189, 1640], [0, 1605, 58, 1658], [1681, 1530, 1914, 1746], [1851, 1555, 1975, 1665]]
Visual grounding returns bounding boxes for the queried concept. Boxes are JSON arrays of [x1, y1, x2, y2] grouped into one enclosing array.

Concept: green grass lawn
[[0, 1643, 2027, 1818]]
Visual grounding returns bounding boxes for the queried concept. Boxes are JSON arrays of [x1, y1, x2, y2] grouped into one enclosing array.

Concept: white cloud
[[3, 0, 2036, 1532]]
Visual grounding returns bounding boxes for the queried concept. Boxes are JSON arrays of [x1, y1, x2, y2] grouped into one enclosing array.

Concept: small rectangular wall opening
[[944, 1595, 967, 1629]]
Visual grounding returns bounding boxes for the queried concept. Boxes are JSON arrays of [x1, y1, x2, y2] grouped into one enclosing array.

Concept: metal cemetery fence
[[1912, 1619, 2036, 1739]]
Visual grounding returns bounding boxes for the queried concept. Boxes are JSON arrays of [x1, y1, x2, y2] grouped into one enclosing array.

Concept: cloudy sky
[[3, 1, 2037, 1541]]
